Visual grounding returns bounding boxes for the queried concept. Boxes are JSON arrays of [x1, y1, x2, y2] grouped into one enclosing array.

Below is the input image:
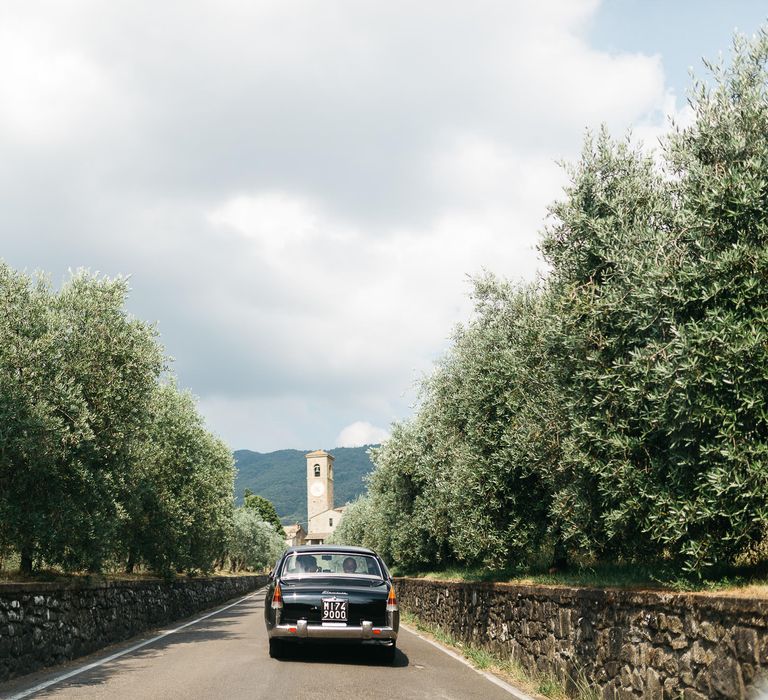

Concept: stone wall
[[0, 574, 267, 682], [395, 577, 768, 699]]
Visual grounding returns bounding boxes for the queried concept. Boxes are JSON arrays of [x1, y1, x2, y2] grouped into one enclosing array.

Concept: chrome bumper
[[269, 619, 397, 642]]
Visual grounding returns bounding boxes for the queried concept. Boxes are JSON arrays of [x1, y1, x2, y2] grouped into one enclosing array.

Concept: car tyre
[[269, 638, 284, 659], [381, 643, 396, 664]]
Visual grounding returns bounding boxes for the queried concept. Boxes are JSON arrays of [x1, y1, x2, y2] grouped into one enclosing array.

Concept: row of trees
[[333, 30, 768, 575], [0, 265, 283, 576]]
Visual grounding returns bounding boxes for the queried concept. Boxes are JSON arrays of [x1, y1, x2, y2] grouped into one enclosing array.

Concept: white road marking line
[[400, 622, 538, 700], [4, 587, 267, 700]]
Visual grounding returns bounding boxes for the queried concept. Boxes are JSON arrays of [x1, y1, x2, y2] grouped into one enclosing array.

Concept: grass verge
[[401, 611, 599, 700], [395, 561, 768, 596], [0, 562, 267, 585]]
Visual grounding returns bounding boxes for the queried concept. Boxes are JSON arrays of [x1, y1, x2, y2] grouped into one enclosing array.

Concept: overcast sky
[[2, 1, 766, 451]]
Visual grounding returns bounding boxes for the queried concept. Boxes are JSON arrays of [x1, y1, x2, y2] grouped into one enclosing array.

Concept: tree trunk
[[552, 530, 569, 572], [20, 547, 33, 576], [126, 548, 136, 574]]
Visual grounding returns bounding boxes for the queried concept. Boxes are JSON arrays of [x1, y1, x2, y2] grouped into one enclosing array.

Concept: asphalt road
[[0, 590, 530, 700]]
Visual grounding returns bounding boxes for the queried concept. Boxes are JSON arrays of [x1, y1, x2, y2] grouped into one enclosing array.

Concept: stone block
[[699, 621, 719, 642], [663, 652, 679, 676], [645, 667, 662, 700], [649, 646, 668, 670], [605, 661, 622, 678], [578, 616, 594, 641], [682, 689, 708, 700], [709, 654, 744, 699], [690, 641, 714, 666], [608, 627, 624, 658], [620, 664, 632, 688], [667, 615, 683, 634], [620, 642, 638, 665], [663, 677, 680, 698], [741, 662, 755, 686], [733, 626, 758, 664]]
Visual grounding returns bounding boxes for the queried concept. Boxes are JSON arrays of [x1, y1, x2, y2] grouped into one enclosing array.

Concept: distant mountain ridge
[[233, 445, 378, 526]]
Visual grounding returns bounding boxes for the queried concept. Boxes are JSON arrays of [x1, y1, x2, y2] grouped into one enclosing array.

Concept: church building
[[304, 449, 345, 544]]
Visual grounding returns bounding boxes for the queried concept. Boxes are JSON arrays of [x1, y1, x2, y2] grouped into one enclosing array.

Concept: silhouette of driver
[[298, 555, 319, 572]]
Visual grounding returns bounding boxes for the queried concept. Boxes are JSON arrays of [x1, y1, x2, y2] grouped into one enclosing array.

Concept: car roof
[[286, 544, 377, 556]]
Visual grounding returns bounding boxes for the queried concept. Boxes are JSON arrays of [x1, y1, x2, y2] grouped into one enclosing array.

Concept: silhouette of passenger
[[342, 557, 357, 574]]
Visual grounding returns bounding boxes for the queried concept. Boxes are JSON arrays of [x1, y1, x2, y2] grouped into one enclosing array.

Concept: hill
[[233, 446, 377, 526]]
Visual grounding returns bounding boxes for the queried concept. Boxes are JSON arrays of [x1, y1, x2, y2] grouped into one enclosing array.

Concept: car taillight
[[386, 585, 398, 612], [271, 583, 283, 609]]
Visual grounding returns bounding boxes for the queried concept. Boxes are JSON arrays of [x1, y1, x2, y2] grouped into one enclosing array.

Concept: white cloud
[[0, 0, 681, 450], [336, 422, 390, 448], [209, 191, 346, 264], [0, 15, 125, 147]]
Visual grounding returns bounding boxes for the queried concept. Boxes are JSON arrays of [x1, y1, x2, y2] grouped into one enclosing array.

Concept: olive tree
[[540, 130, 678, 562], [123, 383, 235, 575], [243, 491, 284, 535], [426, 277, 564, 569], [540, 29, 768, 572], [0, 265, 79, 573], [649, 30, 768, 570], [326, 495, 375, 547], [51, 271, 164, 572], [229, 508, 285, 572], [0, 267, 164, 573]]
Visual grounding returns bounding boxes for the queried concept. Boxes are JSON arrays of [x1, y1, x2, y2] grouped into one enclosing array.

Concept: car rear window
[[281, 552, 383, 578]]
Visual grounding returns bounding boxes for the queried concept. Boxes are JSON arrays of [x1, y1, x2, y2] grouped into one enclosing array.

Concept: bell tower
[[306, 449, 334, 525]]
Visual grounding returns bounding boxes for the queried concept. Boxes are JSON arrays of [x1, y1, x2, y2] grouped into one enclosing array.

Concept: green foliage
[[0, 266, 68, 573], [228, 507, 285, 571], [243, 491, 283, 534], [541, 29, 768, 572], [0, 264, 236, 577], [124, 384, 235, 576], [327, 495, 376, 547], [425, 279, 563, 568], [347, 28, 768, 578], [53, 272, 165, 571], [332, 280, 563, 572], [541, 130, 680, 562]]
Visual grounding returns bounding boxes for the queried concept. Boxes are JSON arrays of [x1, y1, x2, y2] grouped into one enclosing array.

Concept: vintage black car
[[264, 545, 399, 662]]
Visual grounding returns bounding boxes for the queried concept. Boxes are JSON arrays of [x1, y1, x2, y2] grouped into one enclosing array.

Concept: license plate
[[322, 598, 348, 622]]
